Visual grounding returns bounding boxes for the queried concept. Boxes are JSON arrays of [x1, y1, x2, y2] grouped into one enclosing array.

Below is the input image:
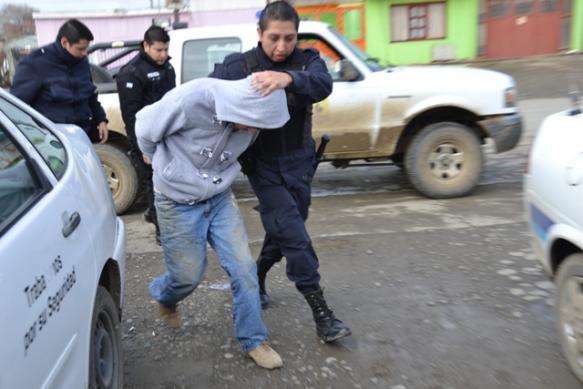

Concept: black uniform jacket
[[116, 48, 176, 146], [11, 40, 107, 133]]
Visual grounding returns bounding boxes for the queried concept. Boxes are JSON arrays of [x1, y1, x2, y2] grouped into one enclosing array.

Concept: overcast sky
[[0, 0, 158, 13]]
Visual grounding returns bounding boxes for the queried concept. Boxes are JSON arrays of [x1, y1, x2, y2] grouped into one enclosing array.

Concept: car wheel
[[89, 286, 123, 389], [404, 122, 482, 198], [556, 253, 583, 382], [94, 144, 138, 215]]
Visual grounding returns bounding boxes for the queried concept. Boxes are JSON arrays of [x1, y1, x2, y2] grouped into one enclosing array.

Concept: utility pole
[[174, 8, 179, 24], [165, 0, 182, 24]]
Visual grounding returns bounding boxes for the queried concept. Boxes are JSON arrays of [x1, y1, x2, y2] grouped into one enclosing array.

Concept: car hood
[[368, 65, 516, 116], [380, 65, 514, 94]]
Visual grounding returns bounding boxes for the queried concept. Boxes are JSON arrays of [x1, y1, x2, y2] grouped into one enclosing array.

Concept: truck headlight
[[504, 87, 516, 108]]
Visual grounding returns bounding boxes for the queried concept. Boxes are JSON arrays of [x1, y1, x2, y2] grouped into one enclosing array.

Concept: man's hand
[[97, 121, 109, 144], [143, 154, 151, 165], [252, 71, 293, 96]]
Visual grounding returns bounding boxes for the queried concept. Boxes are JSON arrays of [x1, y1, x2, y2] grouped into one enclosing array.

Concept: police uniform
[[116, 48, 176, 230], [11, 40, 107, 138], [211, 43, 351, 342]]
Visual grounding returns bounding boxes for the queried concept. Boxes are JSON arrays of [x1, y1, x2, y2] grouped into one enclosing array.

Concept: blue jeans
[[149, 189, 267, 352]]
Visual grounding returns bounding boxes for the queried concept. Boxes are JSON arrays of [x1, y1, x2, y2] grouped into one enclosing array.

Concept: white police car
[[525, 103, 583, 382], [0, 89, 125, 388]]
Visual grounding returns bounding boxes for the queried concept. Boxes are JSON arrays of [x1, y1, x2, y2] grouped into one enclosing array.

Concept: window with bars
[[541, 0, 559, 13], [488, 0, 507, 18], [514, 0, 534, 15], [391, 2, 446, 42]]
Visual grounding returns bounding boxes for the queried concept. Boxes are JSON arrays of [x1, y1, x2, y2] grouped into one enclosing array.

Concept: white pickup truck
[[94, 21, 522, 214]]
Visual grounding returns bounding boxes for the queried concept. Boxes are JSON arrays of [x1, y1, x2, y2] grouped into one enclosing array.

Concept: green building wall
[[365, 0, 479, 65]]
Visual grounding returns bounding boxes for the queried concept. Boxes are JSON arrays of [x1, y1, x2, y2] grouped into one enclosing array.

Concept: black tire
[[89, 286, 123, 389], [391, 153, 405, 170], [94, 143, 139, 215], [404, 122, 482, 198], [555, 253, 583, 382]]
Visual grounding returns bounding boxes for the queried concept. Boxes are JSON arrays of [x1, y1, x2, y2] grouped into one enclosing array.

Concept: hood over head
[[213, 75, 289, 129]]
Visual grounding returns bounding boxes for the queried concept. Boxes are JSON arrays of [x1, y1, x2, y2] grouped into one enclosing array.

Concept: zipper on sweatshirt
[[198, 124, 232, 170], [196, 124, 233, 199]]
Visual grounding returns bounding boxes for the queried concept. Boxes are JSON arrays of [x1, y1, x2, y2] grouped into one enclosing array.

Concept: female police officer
[[211, 0, 351, 343]]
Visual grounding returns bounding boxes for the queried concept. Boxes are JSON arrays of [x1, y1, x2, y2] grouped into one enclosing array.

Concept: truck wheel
[[404, 122, 482, 198], [89, 286, 123, 389], [391, 153, 405, 170], [94, 144, 138, 214], [556, 253, 583, 382]]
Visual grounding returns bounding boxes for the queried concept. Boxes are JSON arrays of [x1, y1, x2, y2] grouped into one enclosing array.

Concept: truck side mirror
[[336, 59, 359, 82]]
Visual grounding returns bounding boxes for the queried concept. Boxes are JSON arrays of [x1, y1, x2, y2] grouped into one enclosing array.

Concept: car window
[[182, 37, 242, 83], [0, 98, 67, 178], [298, 36, 344, 82], [0, 128, 44, 231]]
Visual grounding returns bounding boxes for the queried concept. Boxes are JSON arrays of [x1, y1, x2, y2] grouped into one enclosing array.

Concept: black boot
[[256, 257, 271, 309], [144, 208, 161, 246], [143, 207, 156, 224], [154, 224, 161, 246], [303, 288, 351, 342]]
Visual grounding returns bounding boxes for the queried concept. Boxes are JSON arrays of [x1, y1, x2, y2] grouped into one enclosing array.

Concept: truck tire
[[89, 286, 123, 389], [404, 122, 482, 198], [391, 153, 405, 170], [555, 253, 583, 382], [94, 143, 138, 214]]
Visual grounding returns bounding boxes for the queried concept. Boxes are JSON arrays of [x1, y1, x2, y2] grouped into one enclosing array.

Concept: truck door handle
[[62, 212, 81, 238]]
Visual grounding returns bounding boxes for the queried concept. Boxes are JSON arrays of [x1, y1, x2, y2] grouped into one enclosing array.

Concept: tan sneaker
[[248, 342, 283, 369], [159, 303, 181, 329]]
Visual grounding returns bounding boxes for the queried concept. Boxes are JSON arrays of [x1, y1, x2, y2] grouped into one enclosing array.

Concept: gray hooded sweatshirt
[[135, 76, 289, 204]]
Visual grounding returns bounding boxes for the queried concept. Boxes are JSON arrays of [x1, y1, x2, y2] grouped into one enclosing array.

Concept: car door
[[298, 34, 379, 157], [564, 126, 583, 228], [0, 98, 96, 389]]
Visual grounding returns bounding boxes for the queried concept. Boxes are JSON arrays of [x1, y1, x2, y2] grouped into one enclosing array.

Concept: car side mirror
[[336, 60, 359, 82]]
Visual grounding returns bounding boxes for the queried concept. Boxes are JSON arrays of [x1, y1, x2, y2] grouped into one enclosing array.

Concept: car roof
[[168, 20, 331, 42]]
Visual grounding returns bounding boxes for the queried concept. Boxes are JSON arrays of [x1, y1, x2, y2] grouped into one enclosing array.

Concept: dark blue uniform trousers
[[248, 145, 321, 293]]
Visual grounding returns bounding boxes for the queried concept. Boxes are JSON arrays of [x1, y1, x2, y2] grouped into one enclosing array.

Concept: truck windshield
[[328, 27, 384, 72]]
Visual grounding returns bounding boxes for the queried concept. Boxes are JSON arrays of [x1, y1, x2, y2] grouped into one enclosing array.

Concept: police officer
[[211, 1, 351, 343], [117, 26, 176, 243], [11, 19, 108, 143]]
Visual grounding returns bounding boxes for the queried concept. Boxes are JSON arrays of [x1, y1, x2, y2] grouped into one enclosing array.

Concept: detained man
[[135, 76, 289, 369]]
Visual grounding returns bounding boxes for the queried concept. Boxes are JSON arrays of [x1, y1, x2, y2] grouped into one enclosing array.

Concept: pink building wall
[[34, 8, 261, 45]]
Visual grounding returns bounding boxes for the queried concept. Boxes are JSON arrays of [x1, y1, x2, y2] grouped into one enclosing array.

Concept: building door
[[480, 0, 570, 58]]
